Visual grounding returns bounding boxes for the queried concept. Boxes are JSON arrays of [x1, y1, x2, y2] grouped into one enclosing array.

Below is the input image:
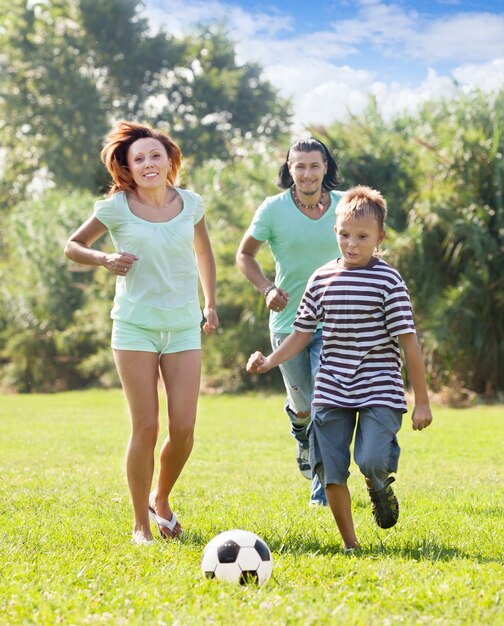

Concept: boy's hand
[[246, 352, 272, 374], [411, 404, 433, 431]]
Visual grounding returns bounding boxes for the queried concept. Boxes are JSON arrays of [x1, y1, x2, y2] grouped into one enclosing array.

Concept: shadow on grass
[[268, 535, 502, 564], [183, 527, 501, 565]]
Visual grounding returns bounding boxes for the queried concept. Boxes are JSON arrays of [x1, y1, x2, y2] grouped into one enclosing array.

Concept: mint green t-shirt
[[249, 189, 343, 334], [93, 189, 204, 331]]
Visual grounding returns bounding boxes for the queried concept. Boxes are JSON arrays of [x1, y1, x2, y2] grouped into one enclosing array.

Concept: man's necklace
[[292, 187, 325, 212]]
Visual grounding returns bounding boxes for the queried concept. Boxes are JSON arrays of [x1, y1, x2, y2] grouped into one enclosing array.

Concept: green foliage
[[0, 1, 291, 208], [0, 0, 109, 200], [0, 0, 501, 395], [397, 92, 503, 394], [165, 27, 291, 162], [0, 189, 105, 391], [191, 144, 285, 391], [0, 392, 503, 624], [317, 89, 504, 395], [313, 97, 419, 232]]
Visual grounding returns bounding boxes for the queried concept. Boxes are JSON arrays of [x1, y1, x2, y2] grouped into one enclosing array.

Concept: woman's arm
[[64, 216, 138, 275], [193, 217, 219, 334]]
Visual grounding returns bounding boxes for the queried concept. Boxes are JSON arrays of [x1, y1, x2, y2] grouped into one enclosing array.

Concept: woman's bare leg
[[150, 349, 201, 537], [113, 349, 160, 541]]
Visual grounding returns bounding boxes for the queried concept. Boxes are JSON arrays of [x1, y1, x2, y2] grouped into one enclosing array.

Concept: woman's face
[[288, 150, 327, 196], [127, 137, 171, 190]]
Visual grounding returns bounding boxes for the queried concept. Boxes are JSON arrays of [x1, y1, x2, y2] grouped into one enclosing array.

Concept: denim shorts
[[309, 405, 403, 491], [111, 320, 201, 354]]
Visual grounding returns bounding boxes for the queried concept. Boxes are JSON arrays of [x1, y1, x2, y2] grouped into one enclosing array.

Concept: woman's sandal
[[148, 505, 183, 540]]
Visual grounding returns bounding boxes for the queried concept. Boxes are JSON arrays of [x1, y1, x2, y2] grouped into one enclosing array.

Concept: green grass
[[0, 391, 503, 625]]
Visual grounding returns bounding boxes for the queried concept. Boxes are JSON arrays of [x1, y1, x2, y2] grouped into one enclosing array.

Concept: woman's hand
[[103, 252, 138, 276], [202, 306, 219, 335]]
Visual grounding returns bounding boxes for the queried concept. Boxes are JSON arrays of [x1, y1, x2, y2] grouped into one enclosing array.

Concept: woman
[[65, 121, 218, 544]]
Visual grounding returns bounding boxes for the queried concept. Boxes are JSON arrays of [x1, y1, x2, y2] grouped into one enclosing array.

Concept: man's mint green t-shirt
[[249, 189, 343, 334], [93, 189, 204, 331]]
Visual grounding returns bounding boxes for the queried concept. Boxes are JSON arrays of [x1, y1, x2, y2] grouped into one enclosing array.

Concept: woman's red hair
[[100, 121, 182, 195]]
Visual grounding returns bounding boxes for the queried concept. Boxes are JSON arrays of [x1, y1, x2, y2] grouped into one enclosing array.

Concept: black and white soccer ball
[[201, 529, 273, 585]]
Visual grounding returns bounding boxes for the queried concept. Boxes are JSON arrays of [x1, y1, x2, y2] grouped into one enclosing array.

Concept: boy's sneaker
[[296, 442, 311, 479], [365, 476, 399, 529]]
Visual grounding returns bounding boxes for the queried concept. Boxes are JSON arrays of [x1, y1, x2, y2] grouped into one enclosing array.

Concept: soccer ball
[[201, 529, 273, 585]]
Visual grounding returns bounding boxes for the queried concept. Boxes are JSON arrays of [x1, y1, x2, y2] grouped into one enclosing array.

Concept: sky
[[144, 0, 504, 129]]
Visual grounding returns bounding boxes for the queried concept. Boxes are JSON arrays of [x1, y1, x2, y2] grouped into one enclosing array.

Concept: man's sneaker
[[309, 474, 328, 506], [365, 476, 399, 529], [296, 443, 311, 480]]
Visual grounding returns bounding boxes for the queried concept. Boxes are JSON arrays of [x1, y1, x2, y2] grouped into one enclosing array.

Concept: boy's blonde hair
[[336, 185, 388, 231]]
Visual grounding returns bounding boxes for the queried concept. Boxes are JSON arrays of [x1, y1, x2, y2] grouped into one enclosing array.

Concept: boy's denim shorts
[[309, 405, 403, 491], [111, 319, 201, 354]]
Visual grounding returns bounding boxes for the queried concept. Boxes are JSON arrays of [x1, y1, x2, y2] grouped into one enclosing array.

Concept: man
[[236, 137, 343, 506]]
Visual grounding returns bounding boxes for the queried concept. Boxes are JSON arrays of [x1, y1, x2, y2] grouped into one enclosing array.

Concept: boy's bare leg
[[325, 483, 359, 549]]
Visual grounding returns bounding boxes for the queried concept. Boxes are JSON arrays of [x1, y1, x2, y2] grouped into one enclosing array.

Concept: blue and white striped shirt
[[293, 257, 416, 411]]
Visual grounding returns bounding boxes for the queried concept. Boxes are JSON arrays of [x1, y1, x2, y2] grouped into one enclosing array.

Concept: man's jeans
[[271, 328, 327, 505]]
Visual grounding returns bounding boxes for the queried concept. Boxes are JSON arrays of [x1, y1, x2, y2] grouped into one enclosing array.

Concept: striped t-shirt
[[293, 257, 416, 411]]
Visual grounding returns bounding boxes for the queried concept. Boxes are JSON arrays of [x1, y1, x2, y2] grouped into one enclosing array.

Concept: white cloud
[[144, 0, 504, 127], [145, 0, 293, 39], [453, 58, 504, 91], [414, 14, 504, 63], [371, 69, 459, 121], [262, 60, 375, 127], [328, 2, 504, 64]]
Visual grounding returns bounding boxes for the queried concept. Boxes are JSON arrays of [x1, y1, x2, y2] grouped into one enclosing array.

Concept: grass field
[[0, 391, 502, 625]]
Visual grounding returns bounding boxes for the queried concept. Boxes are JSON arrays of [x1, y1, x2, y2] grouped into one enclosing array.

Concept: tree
[[0, 0, 108, 201], [0, 189, 107, 391], [150, 27, 291, 163], [316, 89, 504, 396], [396, 90, 504, 394], [312, 97, 419, 232], [188, 141, 284, 391], [0, 0, 291, 209]]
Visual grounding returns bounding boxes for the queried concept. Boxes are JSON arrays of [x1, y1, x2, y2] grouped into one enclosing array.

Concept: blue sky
[[145, 0, 504, 127]]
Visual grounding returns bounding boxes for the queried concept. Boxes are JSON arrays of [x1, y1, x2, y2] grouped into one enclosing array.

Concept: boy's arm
[[247, 330, 313, 374], [398, 333, 433, 431]]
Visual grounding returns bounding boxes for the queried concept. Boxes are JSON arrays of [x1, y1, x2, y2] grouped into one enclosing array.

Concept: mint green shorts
[[111, 320, 201, 354]]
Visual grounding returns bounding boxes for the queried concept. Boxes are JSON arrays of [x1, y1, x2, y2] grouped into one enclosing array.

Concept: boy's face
[[335, 213, 385, 268]]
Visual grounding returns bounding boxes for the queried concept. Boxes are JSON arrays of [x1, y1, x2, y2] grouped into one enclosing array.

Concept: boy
[[246, 185, 433, 550]]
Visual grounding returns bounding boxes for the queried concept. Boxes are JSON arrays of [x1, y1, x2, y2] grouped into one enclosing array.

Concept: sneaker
[[343, 545, 362, 555], [310, 475, 328, 506], [296, 442, 311, 480], [366, 476, 399, 529]]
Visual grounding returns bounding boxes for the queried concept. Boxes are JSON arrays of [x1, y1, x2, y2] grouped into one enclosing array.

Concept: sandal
[[148, 504, 183, 539]]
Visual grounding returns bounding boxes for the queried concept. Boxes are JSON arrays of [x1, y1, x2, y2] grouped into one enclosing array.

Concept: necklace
[[292, 187, 325, 212]]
